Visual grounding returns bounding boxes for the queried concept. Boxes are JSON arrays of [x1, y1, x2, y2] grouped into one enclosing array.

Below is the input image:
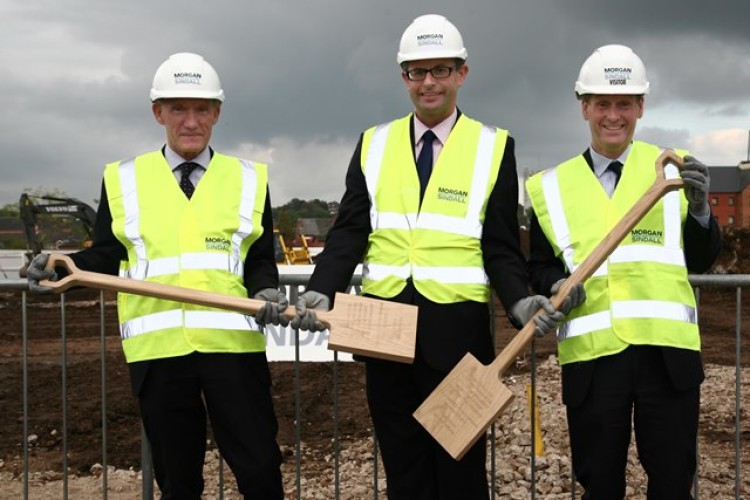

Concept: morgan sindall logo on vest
[[437, 186, 468, 203], [630, 228, 663, 244], [205, 237, 230, 252]]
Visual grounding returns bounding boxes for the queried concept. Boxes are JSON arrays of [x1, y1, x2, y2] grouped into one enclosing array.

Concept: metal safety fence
[[1, 273, 747, 499]]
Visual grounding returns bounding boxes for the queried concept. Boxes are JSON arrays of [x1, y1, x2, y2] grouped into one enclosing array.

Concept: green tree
[[276, 210, 295, 242], [272, 198, 333, 242], [0, 202, 19, 217]]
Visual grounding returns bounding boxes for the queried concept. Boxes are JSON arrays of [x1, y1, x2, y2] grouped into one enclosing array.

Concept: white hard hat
[[149, 52, 225, 102], [574, 44, 649, 96], [397, 14, 467, 65]]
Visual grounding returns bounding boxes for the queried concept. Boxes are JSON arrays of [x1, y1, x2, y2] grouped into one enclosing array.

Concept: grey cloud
[[1, 0, 748, 208]]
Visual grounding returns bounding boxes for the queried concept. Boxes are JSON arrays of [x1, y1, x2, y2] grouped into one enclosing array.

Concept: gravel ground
[[2, 356, 747, 499]]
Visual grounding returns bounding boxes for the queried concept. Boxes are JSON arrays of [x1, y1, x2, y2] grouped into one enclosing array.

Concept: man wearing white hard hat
[[289, 14, 572, 498], [27, 52, 286, 499], [526, 44, 721, 498]]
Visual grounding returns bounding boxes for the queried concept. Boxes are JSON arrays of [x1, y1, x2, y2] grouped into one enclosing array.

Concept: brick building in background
[[709, 161, 750, 228]]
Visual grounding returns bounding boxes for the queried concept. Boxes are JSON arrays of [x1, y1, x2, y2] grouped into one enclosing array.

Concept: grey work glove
[[510, 295, 565, 337], [551, 279, 586, 315], [290, 290, 330, 332], [253, 288, 290, 327], [26, 253, 56, 294], [680, 155, 710, 217]]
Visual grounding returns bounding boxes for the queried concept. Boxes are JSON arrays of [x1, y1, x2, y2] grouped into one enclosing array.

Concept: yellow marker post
[[526, 383, 544, 457]]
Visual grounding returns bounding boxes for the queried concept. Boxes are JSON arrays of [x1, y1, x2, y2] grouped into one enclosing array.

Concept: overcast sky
[[2, 0, 749, 211]]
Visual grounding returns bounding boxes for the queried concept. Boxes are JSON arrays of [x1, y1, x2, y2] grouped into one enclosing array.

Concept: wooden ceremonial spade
[[40, 255, 417, 363], [413, 150, 686, 460]]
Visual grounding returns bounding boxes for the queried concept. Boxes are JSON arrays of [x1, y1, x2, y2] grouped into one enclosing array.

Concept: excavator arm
[[19, 194, 97, 258]]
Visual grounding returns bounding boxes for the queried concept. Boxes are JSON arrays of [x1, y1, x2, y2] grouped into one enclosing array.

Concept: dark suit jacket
[[307, 113, 530, 372], [528, 148, 722, 406], [64, 151, 279, 396]]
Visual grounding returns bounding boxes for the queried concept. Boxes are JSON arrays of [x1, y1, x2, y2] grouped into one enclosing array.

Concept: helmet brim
[[150, 89, 225, 103]]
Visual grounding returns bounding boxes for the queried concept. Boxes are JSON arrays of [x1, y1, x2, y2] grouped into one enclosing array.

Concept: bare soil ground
[[0, 228, 749, 497]]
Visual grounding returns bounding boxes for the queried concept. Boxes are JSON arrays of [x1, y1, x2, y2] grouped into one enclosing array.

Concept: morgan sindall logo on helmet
[[604, 67, 632, 86], [173, 72, 202, 85], [417, 33, 445, 47]]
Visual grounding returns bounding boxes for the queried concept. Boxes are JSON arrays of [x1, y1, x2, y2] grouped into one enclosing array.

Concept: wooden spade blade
[[412, 353, 514, 460], [415, 150, 686, 460], [320, 293, 417, 363], [40, 254, 417, 363]]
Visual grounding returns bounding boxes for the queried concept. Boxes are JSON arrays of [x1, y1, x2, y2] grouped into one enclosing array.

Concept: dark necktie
[[178, 162, 199, 199], [608, 160, 623, 188], [416, 130, 437, 201]]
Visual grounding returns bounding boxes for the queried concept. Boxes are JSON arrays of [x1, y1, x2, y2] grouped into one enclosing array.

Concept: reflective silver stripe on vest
[[372, 211, 484, 239], [412, 265, 489, 284], [373, 212, 418, 231], [362, 262, 488, 285], [613, 300, 696, 323], [232, 159, 259, 276], [118, 159, 147, 264], [557, 311, 611, 341], [608, 245, 685, 266], [458, 125, 496, 236], [121, 309, 259, 339], [121, 253, 245, 280], [184, 310, 259, 331], [371, 211, 484, 238], [121, 309, 182, 339], [364, 123, 391, 231], [417, 213, 483, 238], [557, 300, 696, 341], [540, 169, 575, 272], [120, 257, 176, 280], [540, 165, 683, 276], [363, 262, 411, 281]]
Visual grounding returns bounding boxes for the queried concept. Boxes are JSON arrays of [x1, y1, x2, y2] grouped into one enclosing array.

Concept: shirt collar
[[165, 145, 211, 171], [589, 143, 631, 178], [413, 108, 458, 146]]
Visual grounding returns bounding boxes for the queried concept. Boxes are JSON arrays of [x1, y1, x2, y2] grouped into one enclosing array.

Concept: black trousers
[[365, 356, 489, 500], [566, 346, 699, 500], [137, 352, 283, 499]]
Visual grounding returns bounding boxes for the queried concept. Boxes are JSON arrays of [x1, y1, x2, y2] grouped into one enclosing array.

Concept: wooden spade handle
[[40, 254, 294, 318], [41, 254, 419, 363], [491, 149, 685, 375]]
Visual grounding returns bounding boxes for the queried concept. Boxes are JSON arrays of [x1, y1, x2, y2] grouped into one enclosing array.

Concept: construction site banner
[[263, 323, 354, 362], [272, 265, 361, 362]]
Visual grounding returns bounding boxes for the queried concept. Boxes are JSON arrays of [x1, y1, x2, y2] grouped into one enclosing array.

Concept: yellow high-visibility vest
[[526, 141, 699, 365], [360, 114, 508, 303], [104, 150, 268, 363]]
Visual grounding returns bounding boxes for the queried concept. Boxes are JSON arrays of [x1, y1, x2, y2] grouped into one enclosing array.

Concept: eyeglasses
[[404, 65, 459, 82]]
